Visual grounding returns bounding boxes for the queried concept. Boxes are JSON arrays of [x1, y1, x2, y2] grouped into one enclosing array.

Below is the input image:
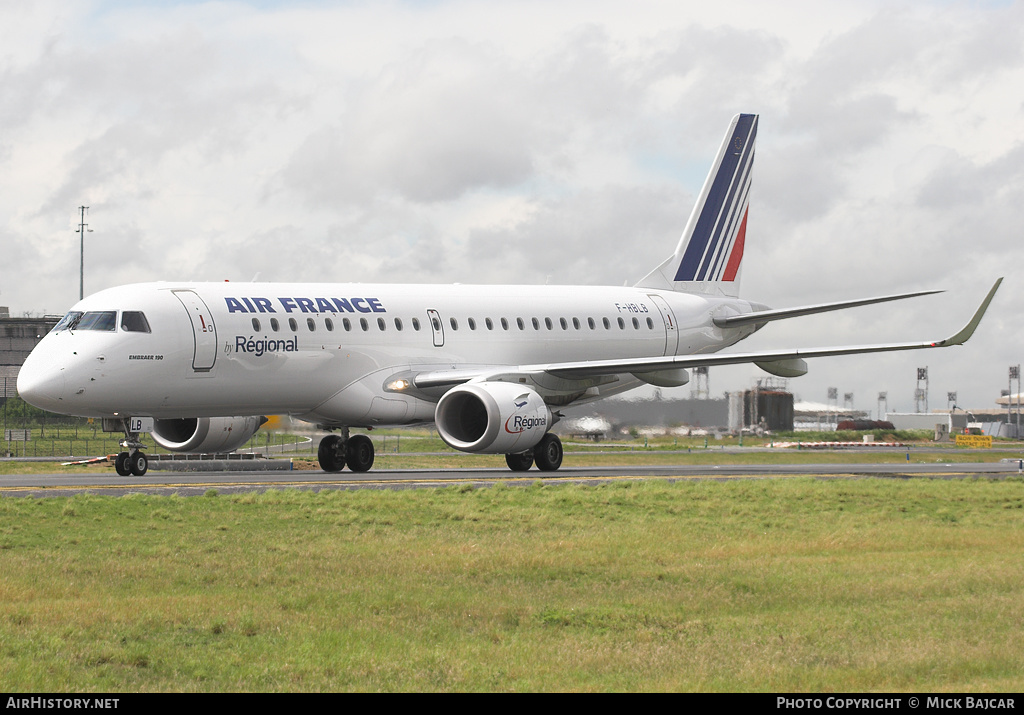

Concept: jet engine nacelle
[[435, 382, 552, 454], [150, 416, 267, 454]]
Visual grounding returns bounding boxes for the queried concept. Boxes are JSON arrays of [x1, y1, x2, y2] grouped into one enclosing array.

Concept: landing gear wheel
[[533, 434, 563, 472], [129, 452, 148, 476], [114, 452, 131, 476], [346, 434, 375, 473], [318, 435, 346, 472], [505, 452, 534, 472]]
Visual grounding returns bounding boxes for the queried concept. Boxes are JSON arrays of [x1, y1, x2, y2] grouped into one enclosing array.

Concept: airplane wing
[[412, 278, 1002, 389]]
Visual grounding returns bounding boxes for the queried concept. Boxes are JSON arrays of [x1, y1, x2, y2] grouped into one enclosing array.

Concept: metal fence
[[2, 377, 407, 459]]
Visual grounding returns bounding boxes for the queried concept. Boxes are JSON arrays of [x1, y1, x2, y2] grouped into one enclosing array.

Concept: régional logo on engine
[[505, 394, 546, 434]]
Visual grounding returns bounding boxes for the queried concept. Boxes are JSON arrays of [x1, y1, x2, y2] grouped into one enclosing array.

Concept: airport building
[[0, 308, 59, 403], [887, 409, 1022, 438], [559, 386, 797, 437]]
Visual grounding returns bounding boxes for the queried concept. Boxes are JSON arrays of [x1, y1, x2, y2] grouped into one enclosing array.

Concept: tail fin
[[637, 113, 758, 296]]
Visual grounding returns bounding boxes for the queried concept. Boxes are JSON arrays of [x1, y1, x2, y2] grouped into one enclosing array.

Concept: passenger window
[[307, 318, 316, 331], [251, 318, 261, 332], [602, 317, 610, 329], [501, 318, 509, 330], [468, 318, 476, 330], [412, 317, 421, 331], [588, 318, 595, 329], [360, 318, 368, 331], [270, 318, 280, 332], [647, 317, 654, 329], [572, 318, 580, 330], [485, 318, 493, 330], [632, 317, 639, 329], [450, 318, 458, 331], [517, 318, 524, 330], [560, 318, 568, 330], [532, 318, 539, 330], [395, 318, 403, 331], [289, 318, 298, 332], [377, 318, 386, 331], [343, 318, 352, 331], [432, 318, 441, 331], [121, 311, 152, 333], [326, 318, 334, 331], [544, 318, 553, 330], [618, 317, 625, 329]]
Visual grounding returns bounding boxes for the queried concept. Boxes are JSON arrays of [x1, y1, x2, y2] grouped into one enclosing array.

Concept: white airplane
[[17, 114, 1001, 477]]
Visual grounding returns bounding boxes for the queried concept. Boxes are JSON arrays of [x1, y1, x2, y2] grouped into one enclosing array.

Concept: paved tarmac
[[1, 460, 1022, 497]]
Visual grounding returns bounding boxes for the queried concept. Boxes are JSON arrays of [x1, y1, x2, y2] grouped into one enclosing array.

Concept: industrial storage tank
[[743, 388, 794, 431]]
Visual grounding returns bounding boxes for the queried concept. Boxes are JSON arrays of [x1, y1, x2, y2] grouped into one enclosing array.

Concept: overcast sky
[[2, 0, 1021, 414]]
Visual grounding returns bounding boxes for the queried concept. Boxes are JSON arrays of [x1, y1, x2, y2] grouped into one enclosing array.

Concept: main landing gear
[[113, 421, 149, 477], [505, 433, 563, 472], [316, 430, 561, 474], [318, 428, 375, 473]]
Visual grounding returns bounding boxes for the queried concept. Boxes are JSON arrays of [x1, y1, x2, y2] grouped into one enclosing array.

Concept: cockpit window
[[53, 310, 132, 332], [76, 311, 117, 331], [52, 311, 84, 332], [121, 311, 151, 333]]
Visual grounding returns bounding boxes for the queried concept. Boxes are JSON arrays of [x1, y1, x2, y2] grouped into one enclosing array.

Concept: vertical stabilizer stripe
[[674, 114, 757, 282], [706, 160, 753, 281], [721, 208, 748, 281], [694, 126, 756, 280], [695, 142, 753, 280]]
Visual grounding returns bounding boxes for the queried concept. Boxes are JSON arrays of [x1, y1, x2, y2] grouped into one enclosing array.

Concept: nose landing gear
[[113, 420, 149, 476], [114, 450, 148, 476]]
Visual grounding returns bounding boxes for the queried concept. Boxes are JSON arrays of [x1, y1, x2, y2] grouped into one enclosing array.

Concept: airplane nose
[[16, 356, 66, 411]]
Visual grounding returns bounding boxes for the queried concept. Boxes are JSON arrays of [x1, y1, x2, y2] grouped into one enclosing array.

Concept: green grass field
[[2, 478, 1022, 692]]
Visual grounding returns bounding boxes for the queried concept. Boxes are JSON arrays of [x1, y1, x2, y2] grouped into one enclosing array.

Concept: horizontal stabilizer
[[713, 288, 944, 328]]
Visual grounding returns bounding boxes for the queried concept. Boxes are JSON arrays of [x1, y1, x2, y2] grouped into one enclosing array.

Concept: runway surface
[[2, 460, 1022, 497]]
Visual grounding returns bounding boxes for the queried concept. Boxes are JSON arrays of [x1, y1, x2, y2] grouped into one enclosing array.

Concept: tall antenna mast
[[77, 206, 93, 300]]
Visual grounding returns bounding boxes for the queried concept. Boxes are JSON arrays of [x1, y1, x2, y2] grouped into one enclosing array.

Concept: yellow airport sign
[[955, 434, 992, 448]]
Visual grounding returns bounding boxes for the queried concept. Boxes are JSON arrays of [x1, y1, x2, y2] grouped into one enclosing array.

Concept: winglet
[[933, 278, 1002, 347]]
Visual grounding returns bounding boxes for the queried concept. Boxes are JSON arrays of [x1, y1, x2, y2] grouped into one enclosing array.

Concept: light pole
[[915, 367, 928, 413], [1010, 366, 1020, 438], [77, 206, 92, 300]]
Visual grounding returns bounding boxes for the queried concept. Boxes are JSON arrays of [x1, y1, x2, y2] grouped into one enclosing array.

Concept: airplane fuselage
[[20, 281, 759, 424]]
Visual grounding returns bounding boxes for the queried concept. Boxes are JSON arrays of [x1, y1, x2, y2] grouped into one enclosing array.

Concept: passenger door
[[173, 290, 218, 371], [647, 294, 679, 356]]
